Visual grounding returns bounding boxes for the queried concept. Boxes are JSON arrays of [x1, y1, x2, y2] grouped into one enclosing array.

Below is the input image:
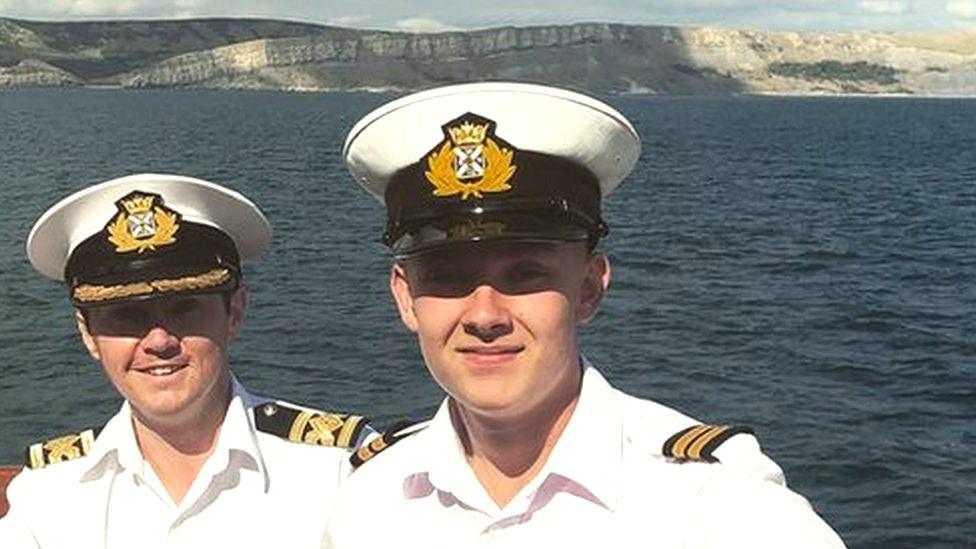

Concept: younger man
[[326, 83, 846, 547]]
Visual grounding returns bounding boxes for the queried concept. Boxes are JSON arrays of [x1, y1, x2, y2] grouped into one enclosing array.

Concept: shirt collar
[[419, 398, 500, 511], [79, 373, 267, 488], [538, 358, 624, 511], [216, 375, 267, 486], [78, 399, 137, 482]]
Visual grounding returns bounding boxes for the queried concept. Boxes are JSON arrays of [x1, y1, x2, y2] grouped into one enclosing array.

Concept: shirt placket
[[108, 469, 180, 549]]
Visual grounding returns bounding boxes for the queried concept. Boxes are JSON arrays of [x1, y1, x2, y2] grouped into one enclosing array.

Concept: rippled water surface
[[0, 90, 974, 547]]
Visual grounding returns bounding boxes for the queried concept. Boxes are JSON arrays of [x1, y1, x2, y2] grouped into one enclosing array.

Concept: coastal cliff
[[1, 18, 974, 95]]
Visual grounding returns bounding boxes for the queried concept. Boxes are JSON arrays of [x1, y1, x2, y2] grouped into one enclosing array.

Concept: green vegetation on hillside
[[768, 61, 898, 85]]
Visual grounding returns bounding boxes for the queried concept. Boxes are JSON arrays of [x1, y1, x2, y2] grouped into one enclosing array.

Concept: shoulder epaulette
[[662, 424, 754, 463], [25, 427, 102, 470], [350, 420, 421, 469], [254, 402, 368, 449]]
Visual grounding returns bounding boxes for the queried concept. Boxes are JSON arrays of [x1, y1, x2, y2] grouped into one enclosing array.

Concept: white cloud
[[326, 14, 370, 28], [175, 0, 204, 11], [60, 0, 160, 16], [857, 1, 907, 15], [53, 0, 104, 16], [393, 17, 458, 33], [946, 0, 976, 18], [0, 0, 202, 17]]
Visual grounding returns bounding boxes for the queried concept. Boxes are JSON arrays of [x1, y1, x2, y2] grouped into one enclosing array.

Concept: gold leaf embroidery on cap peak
[[72, 268, 231, 303], [425, 120, 516, 200]]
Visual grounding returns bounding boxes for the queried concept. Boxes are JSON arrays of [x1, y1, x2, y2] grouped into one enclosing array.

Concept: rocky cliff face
[[677, 27, 976, 95], [0, 59, 81, 87], [1, 17, 974, 95], [0, 17, 335, 80], [118, 25, 745, 93]]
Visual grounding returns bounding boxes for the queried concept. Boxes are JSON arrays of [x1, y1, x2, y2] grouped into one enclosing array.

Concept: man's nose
[[461, 285, 513, 342], [141, 325, 180, 356]]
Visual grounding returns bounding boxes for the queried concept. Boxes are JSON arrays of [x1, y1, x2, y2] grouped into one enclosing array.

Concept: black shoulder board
[[254, 402, 368, 449], [350, 420, 420, 469], [662, 424, 754, 463], [25, 427, 102, 470]]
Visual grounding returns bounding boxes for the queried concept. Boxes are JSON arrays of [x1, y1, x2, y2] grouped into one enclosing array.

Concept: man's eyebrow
[[508, 256, 551, 268], [94, 304, 139, 315], [414, 254, 473, 270]]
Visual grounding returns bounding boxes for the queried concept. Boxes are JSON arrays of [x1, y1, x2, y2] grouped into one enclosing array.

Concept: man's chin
[[125, 390, 199, 425], [452, 390, 529, 420], [133, 400, 192, 422]]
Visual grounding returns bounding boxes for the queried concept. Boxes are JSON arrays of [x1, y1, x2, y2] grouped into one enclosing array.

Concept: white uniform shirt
[[1, 376, 368, 549], [324, 363, 846, 549]]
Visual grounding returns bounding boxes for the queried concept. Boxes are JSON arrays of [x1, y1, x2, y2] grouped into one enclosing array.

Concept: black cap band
[[385, 148, 605, 256], [65, 221, 241, 307]]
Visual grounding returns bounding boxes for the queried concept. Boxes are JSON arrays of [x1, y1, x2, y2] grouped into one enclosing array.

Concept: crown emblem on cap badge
[[425, 117, 516, 200], [448, 122, 487, 146], [105, 191, 180, 253]]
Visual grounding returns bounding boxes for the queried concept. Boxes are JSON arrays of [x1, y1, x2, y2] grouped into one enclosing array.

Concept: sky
[[0, 0, 975, 32]]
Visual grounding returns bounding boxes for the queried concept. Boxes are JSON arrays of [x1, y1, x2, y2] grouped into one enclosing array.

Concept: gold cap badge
[[425, 115, 517, 200], [105, 191, 180, 253]]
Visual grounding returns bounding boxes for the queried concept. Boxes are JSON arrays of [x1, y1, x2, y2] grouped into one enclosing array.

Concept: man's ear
[[390, 263, 420, 333], [75, 310, 102, 361], [578, 251, 610, 324], [227, 288, 247, 342]]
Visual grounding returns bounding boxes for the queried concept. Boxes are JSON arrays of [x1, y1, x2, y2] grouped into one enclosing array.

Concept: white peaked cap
[[343, 82, 641, 202], [27, 173, 271, 282]]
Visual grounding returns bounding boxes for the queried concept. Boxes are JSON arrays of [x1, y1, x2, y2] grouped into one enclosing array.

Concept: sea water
[[0, 89, 973, 547]]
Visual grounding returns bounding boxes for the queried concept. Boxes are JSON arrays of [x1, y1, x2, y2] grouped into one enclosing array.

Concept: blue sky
[[1, 1, 975, 31]]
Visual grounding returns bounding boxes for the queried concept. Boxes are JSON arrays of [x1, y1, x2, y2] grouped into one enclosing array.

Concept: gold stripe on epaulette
[[336, 416, 365, 448], [349, 420, 421, 469], [28, 443, 45, 470], [289, 411, 313, 442], [80, 429, 96, 455], [663, 424, 754, 463], [290, 411, 345, 446], [687, 425, 729, 460], [670, 424, 712, 458], [353, 436, 389, 466]]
